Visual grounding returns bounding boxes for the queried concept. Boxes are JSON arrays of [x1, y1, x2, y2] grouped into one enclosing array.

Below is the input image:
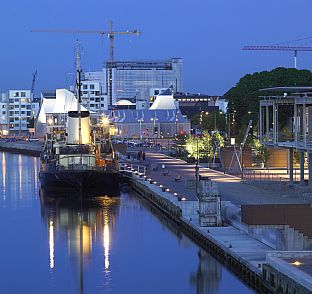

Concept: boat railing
[[119, 162, 146, 176]]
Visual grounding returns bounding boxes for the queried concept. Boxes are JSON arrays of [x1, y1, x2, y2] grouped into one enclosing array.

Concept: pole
[[214, 111, 217, 131], [195, 137, 199, 199], [294, 50, 297, 69]]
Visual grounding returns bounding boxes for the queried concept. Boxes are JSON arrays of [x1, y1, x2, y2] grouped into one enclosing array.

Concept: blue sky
[[1, 0, 312, 95]]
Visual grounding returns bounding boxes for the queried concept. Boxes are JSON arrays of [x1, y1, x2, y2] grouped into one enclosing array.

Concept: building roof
[[103, 109, 188, 124], [149, 88, 177, 110], [41, 90, 56, 99], [259, 87, 312, 93]]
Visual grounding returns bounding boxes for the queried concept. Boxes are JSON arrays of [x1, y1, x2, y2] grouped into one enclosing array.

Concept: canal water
[[0, 152, 254, 294]]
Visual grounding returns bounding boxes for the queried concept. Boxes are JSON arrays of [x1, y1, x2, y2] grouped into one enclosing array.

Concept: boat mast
[[76, 41, 83, 164]]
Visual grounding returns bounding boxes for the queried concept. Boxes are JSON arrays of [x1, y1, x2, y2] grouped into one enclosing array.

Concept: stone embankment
[[0, 141, 43, 157], [129, 174, 271, 293]]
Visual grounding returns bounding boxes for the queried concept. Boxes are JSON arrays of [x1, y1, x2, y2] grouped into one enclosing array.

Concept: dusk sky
[[1, 0, 312, 95]]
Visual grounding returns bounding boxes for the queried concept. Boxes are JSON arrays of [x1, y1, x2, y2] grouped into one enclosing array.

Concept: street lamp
[[151, 117, 158, 144], [138, 118, 143, 140]]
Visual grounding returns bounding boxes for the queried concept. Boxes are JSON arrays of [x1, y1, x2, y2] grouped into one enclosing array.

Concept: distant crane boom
[[242, 45, 312, 68]]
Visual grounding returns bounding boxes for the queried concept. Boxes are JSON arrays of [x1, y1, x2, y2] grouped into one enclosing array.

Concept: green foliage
[[27, 117, 35, 128], [251, 138, 269, 167], [185, 136, 206, 159], [185, 131, 225, 159], [224, 67, 312, 135]]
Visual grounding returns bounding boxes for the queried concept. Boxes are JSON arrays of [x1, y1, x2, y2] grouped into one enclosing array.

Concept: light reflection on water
[[0, 152, 253, 294]]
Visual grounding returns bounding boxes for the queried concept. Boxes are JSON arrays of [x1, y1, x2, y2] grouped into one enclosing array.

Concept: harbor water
[[0, 152, 254, 294]]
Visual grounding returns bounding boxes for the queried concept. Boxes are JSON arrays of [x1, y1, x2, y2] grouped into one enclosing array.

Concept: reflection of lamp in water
[[103, 212, 110, 271], [49, 220, 55, 269], [18, 155, 22, 195], [82, 224, 92, 256], [2, 153, 6, 198]]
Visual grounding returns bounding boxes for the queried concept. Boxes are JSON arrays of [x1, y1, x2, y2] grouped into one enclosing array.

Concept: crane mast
[[32, 21, 141, 105]]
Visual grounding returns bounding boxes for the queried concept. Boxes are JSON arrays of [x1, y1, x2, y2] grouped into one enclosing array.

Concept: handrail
[[119, 162, 146, 176]]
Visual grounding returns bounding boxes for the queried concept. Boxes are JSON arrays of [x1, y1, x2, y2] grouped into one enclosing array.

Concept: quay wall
[[0, 142, 42, 157], [129, 176, 268, 293]]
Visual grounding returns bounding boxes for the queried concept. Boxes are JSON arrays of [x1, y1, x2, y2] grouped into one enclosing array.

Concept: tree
[[224, 67, 312, 136], [185, 131, 225, 160], [185, 136, 206, 159], [251, 138, 269, 168]]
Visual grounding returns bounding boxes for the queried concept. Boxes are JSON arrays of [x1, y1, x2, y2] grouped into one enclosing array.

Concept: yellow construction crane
[[32, 20, 141, 105]]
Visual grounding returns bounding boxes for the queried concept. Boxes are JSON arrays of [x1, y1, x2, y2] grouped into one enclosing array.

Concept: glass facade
[[107, 58, 183, 105]]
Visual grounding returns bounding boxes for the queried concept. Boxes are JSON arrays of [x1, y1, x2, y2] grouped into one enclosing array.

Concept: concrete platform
[[145, 153, 308, 205]]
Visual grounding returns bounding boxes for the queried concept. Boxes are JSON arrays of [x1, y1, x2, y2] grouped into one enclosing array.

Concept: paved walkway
[[145, 153, 308, 205]]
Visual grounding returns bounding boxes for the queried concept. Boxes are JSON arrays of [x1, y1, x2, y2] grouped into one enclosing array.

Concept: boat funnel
[[67, 111, 91, 144]]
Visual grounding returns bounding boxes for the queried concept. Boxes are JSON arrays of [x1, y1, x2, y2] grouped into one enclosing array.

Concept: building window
[[90, 91, 95, 94], [90, 84, 95, 90], [90, 104, 94, 107], [27, 105, 31, 109], [83, 91, 88, 94], [14, 92, 19, 97], [95, 91, 100, 96], [27, 111, 31, 116], [14, 99, 19, 102], [14, 117, 19, 121], [2, 111, 5, 115], [101, 104, 104, 107], [9, 99, 14, 103], [83, 85, 88, 89], [2, 105, 5, 109], [14, 105, 19, 108], [15, 111, 19, 114], [21, 111, 25, 115], [21, 105, 26, 108], [21, 92, 26, 97]]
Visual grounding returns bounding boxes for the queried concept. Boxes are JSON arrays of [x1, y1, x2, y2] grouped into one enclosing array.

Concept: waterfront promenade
[[144, 153, 307, 205]]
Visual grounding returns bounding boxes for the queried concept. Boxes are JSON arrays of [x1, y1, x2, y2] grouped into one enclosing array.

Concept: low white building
[[36, 89, 88, 138]]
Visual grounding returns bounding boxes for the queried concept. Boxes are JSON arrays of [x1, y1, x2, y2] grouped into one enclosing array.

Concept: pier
[[124, 152, 312, 293]]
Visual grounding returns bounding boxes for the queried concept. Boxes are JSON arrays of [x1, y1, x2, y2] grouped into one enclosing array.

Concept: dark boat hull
[[40, 169, 120, 197]]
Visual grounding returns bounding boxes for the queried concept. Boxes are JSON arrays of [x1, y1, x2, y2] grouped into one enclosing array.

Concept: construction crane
[[31, 20, 141, 105], [242, 45, 312, 69], [31, 70, 37, 98]]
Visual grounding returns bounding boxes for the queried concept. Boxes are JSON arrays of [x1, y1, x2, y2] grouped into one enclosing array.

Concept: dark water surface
[[0, 152, 254, 294]]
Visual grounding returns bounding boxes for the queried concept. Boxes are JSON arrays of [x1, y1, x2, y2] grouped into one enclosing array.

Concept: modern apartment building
[[7, 90, 33, 134], [80, 71, 108, 113], [0, 90, 40, 135], [106, 58, 183, 105]]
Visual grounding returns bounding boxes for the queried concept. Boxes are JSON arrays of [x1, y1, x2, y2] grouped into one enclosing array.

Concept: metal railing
[[119, 162, 146, 176], [243, 169, 312, 199]]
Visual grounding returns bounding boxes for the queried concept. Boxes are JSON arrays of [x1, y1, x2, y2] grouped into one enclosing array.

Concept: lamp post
[[195, 136, 199, 199], [167, 132, 170, 155], [138, 118, 143, 140], [151, 117, 158, 145]]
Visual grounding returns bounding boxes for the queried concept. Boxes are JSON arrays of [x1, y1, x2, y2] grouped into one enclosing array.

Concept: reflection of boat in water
[[39, 63, 120, 197], [40, 189, 120, 276]]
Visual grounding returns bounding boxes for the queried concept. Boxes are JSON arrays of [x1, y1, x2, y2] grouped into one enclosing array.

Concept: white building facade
[[7, 90, 34, 134]]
